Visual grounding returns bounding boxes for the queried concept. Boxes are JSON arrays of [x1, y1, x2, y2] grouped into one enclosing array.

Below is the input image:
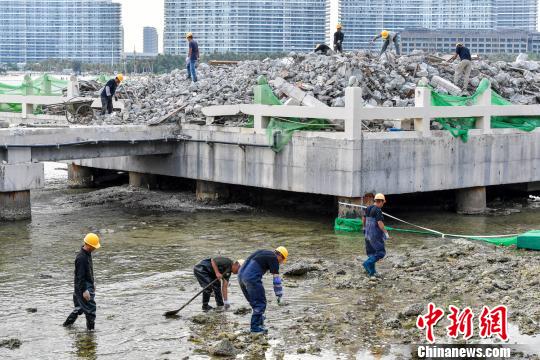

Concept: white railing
[[0, 75, 82, 119], [202, 82, 540, 140]]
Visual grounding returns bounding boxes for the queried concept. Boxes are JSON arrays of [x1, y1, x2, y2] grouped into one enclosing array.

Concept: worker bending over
[[63, 233, 101, 330], [333, 24, 344, 53], [372, 30, 401, 56], [362, 194, 390, 277], [314, 43, 332, 55], [194, 257, 244, 311], [238, 247, 288, 334], [100, 74, 123, 115], [447, 43, 472, 91]]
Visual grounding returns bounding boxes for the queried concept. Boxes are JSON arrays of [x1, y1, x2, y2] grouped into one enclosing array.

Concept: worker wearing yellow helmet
[[238, 246, 289, 334], [334, 23, 344, 53], [100, 74, 124, 115], [372, 29, 401, 56], [63, 233, 101, 330], [362, 193, 390, 277]]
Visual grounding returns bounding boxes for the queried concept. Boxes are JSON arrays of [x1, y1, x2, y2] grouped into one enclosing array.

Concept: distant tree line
[[14, 52, 289, 75]]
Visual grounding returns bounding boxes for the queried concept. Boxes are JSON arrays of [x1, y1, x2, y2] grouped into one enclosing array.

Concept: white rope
[[338, 202, 519, 239]]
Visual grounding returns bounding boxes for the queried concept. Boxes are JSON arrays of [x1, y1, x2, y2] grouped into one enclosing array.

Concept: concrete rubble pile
[[101, 51, 540, 126]]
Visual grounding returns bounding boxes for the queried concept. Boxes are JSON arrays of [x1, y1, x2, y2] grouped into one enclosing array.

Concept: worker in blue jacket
[[238, 246, 288, 334], [362, 193, 390, 276]]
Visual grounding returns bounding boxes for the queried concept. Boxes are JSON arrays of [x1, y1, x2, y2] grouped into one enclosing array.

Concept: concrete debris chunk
[[86, 50, 540, 127]]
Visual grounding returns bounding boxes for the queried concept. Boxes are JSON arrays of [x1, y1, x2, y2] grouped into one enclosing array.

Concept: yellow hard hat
[[275, 246, 288, 263], [84, 233, 101, 249], [186, 32, 193, 38], [336, 23, 342, 29], [381, 30, 389, 39], [456, 42, 463, 47], [374, 193, 386, 201], [237, 259, 245, 267], [116, 73, 124, 82]]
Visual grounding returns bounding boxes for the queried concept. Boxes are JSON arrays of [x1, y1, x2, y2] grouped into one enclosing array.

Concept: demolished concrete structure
[[91, 50, 540, 126]]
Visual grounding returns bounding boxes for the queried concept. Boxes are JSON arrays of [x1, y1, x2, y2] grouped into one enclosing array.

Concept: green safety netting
[[0, 74, 68, 113], [248, 76, 331, 152], [431, 78, 540, 142], [95, 74, 109, 84], [334, 217, 518, 247]]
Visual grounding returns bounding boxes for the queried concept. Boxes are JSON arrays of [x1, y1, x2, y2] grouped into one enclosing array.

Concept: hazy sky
[[116, 0, 164, 53]]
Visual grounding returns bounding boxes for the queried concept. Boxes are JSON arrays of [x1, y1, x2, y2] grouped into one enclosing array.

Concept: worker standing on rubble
[[334, 24, 344, 53], [63, 233, 101, 330], [362, 194, 390, 277], [372, 30, 401, 56], [193, 257, 244, 311], [100, 74, 123, 115], [447, 43, 472, 91], [238, 247, 288, 334], [185, 32, 199, 83]]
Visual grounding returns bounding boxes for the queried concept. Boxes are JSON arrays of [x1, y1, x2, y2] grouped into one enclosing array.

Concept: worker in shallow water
[[362, 193, 390, 276], [63, 233, 101, 330], [193, 257, 244, 311], [238, 247, 288, 334]]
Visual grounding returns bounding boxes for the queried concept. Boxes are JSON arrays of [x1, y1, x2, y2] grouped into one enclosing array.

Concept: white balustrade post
[[344, 87, 363, 139], [67, 75, 80, 98], [476, 82, 492, 134], [22, 74, 34, 119], [253, 113, 270, 131], [414, 86, 432, 136]]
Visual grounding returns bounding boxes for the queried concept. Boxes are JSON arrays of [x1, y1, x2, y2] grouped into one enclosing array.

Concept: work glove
[[273, 276, 283, 298]]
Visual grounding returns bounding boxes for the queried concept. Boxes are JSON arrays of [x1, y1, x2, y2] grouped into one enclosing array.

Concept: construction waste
[[94, 50, 540, 126]]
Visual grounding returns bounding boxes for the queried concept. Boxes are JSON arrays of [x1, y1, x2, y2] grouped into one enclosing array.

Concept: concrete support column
[[129, 171, 158, 190], [196, 180, 230, 202], [68, 164, 96, 188], [0, 190, 31, 220], [456, 186, 486, 215]]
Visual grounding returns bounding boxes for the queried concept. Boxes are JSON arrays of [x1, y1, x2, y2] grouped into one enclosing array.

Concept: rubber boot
[[86, 319, 95, 331], [63, 312, 78, 327]]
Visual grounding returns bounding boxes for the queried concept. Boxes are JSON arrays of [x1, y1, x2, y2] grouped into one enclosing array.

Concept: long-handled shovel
[[163, 278, 220, 317]]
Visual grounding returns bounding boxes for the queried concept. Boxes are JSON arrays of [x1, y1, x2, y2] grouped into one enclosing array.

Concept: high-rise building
[[0, 0, 122, 64], [329, 0, 538, 51], [143, 27, 159, 55], [164, 0, 326, 54], [495, 0, 537, 30]]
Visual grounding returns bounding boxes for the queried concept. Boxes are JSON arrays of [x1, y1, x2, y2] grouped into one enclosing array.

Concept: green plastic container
[[517, 230, 540, 250]]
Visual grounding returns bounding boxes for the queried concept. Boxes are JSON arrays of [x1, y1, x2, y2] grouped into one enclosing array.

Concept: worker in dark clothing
[[185, 32, 199, 83], [362, 194, 390, 277], [314, 43, 332, 55], [63, 233, 101, 330], [194, 257, 244, 311], [447, 43, 472, 90], [100, 74, 123, 115], [238, 247, 288, 334], [333, 24, 344, 53]]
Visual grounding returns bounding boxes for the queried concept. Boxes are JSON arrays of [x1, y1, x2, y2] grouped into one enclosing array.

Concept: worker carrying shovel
[[372, 30, 401, 56], [63, 233, 101, 330], [362, 194, 390, 277], [238, 247, 288, 334], [193, 257, 244, 311]]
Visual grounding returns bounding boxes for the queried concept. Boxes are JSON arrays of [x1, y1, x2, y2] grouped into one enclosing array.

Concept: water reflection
[[73, 331, 97, 360]]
